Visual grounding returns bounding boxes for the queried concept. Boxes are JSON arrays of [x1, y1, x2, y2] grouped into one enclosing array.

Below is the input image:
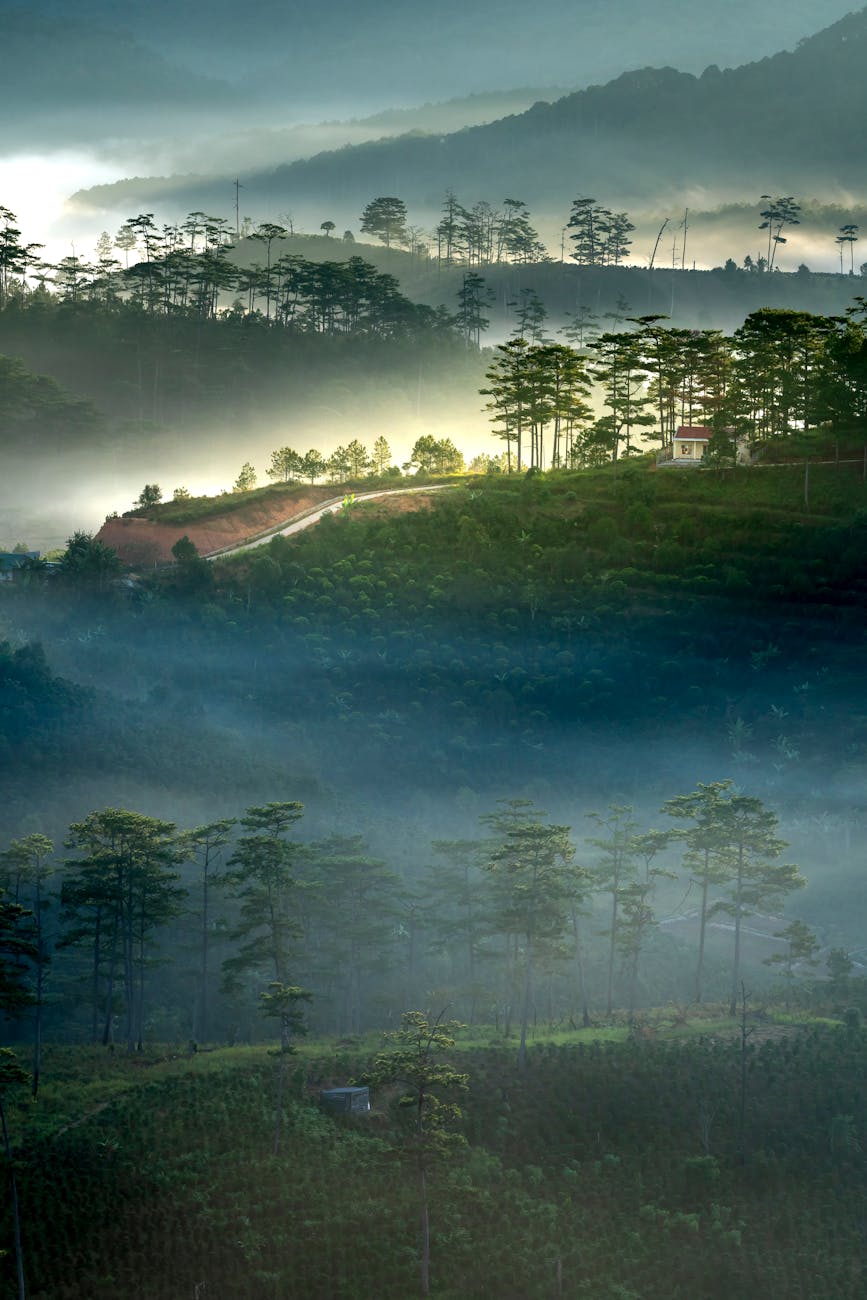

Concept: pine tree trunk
[[696, 867, 710, 1003], [518, 939, 534, 1069]]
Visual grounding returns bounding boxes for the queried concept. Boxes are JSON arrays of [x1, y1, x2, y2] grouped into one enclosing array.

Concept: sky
[[1, 0, 861, 260]]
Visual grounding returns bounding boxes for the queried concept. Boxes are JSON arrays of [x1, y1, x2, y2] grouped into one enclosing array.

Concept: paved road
[[204, 484, 455, 560]]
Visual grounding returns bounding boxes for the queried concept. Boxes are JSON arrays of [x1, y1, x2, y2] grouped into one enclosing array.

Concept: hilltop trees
[[267, 447, 303, 482], [478, 304, 867, 464], [408, 435, 464, 474], [759, 195, 801, 271], [836, 224, 859, 274], [360, 197, 409, 248], [567, 197, 634, 266], [234, 462, 257, 492], [434, 192, 546, 266], [482, 337, 593, 470]]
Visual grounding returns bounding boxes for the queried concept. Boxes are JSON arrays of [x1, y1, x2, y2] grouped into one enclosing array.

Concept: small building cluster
[[0, 551, 41, 582]]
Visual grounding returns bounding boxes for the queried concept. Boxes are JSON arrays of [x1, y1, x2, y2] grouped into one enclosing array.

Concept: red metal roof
[[676, 426, 712, 440]]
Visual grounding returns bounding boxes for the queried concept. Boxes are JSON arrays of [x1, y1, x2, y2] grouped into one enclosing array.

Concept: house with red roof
[[658, 426, 713, 465]]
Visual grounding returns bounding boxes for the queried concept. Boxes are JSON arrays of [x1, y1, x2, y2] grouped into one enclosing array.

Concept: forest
[[2, 454, 867, 1294], [4, 3, 867, 1289]]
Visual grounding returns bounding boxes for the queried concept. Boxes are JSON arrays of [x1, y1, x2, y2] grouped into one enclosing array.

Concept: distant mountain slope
[[69, 8, 867, 223], [32, 0, 859, 110], [2, 8, 241, 148]]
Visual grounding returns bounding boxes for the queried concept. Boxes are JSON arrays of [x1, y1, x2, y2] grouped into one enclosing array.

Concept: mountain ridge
[[68, 8, 867, 225]]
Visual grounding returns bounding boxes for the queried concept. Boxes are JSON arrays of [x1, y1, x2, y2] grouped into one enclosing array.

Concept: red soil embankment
[[96, 488, 334, 566]]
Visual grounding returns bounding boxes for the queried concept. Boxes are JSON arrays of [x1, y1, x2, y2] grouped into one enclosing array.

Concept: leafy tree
[[764, 918, 820, 1007], [758, 195, 801, 272], [455, 272, 491, 348], [486, 805, 576, 1066], [436, 190, 463, 266], [300, 448, 327, 483], [589, 331, 654, 460], [481, 337, 533, 471], [136, 484, 162, 509], [586, 805, 640, 1017], [0, 834, 53, 1096], [234, 462, 257, 492], [365, 1011, 468, 1297], [360, 197, 409, 248], [663, 781, 737, 1002], [59, 532, 122, 590], [618, 829, 673, 1020], [222, 803, 305, 992], [249, 221, 287, 318], [260, 981, 311, 1154], [304, 835, 397, 1036], [703, 794, 805, 1015], [0, 891, 36, 1023], [567, 197, 605, 266], [408, 436, 462, 474], [423, 839, 490, 1023], [170, 535, 212, 594], [497, 198, 546, 263], [566, 197, 632, 266], [320, 221, 336, 238], [371, 435, 392, 475], [63, 809, 185, 1051], [267, 446, 303, 483], [327, 445, 351, 483], [180, 819, 237, 1043], [0, 354, 100, 440], [836, 224, 859, 275], [827, 947, 854, 1001], [345, 439, 371, 478], [512, 287, 548, 344], [560, 303, 600, 350]]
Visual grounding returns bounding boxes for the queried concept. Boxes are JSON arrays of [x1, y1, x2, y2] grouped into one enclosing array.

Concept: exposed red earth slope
[[95, 488, 335, 566]]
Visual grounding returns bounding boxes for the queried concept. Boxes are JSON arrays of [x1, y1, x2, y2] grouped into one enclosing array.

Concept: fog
[[4, 0, 862, 268], [1, 396, 492, 551], [5, 566, 866, 965]]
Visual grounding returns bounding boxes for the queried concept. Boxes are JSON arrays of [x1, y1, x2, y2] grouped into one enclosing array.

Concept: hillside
[[5, 1024, 867, 1298], [68, 9, 867, 228], [8, 459, 867, 939]]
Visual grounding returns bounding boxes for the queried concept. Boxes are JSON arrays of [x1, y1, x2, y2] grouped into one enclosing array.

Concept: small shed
[[319, 1086, 370, 1115], [0, 552, 40, 582], [673, 426, 712, 461]]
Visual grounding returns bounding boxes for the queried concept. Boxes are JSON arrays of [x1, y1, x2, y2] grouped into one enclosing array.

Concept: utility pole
[[233, 179, 243, 239], [681, 208, 689, 271]]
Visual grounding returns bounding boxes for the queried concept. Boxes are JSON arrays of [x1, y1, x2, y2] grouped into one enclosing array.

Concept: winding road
[[204, 484, 456, 560]]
